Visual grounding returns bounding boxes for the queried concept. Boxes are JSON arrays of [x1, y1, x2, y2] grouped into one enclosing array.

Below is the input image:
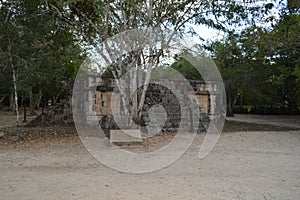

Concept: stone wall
[[27, 76, 221, 132], [91, 78, 216, 131]]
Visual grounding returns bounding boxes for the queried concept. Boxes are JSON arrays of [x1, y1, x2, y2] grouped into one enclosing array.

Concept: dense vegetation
[[0, 0, 85, 114], [0, 0, 299, 124], [208, 1, 300, 115]]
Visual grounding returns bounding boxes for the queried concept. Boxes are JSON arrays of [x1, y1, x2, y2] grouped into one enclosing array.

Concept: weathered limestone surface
[[29, 77, 218, 131], [110, 129, 143, 144], [93, 78, 214, 132]]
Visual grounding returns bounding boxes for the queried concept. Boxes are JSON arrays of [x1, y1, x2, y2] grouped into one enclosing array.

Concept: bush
[[233, 106, 250, 114], [234, 106, 300, 115]]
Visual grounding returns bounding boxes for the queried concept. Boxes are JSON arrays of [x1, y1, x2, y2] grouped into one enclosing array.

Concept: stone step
[[110, 129, 143, 144]]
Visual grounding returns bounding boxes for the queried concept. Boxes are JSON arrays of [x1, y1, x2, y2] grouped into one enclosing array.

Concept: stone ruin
[[27, 76, 223, 134], [77, 76, 223, 133], [26, 98, 73, 127]]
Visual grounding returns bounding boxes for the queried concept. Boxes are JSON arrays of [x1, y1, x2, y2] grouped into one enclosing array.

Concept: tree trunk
[[226, 94, 237, 117], [36, 88, 42, 108], [8, 42, 22, 139], [23, 103, 27, 123], [53, 93, 60, 105], [29, 89, 36, 115], [137, 47, 155, 120], [226, 97, 234, 117], [0, 93, 8, 103], [130, 66, 138, 128], [12, 66, 22, 139], [9, 42, 22, 140], [9, 91, 15, 112]]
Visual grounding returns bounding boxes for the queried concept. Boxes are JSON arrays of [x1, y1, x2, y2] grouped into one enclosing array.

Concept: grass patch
[[223, 120, 299, 132]]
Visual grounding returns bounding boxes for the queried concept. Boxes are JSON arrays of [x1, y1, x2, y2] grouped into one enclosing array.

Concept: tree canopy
[[207, 0, 300, 115], [0, 0, 85, 107], [0, 0, 298, 125], [47, 0, 275, 124]]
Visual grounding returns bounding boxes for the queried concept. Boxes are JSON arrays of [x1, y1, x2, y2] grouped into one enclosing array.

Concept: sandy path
[[1, 130, 300, 200]]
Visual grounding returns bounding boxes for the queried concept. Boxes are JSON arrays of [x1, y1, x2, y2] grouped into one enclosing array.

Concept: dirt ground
[[1, 114, 300, 200]]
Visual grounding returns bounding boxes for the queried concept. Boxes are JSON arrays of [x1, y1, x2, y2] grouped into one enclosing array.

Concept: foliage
[[0, 0, 284, 124], [169, 56, 203, 80], [0, 0, 85, 109], [46, 0, 272, 125], [266, 13, 300, 109], [207, 0, 300, 115], [207, 32, 255, 116]]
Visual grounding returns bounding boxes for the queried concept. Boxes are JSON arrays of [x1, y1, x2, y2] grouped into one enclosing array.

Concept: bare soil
[[1, 112, 300, 199]]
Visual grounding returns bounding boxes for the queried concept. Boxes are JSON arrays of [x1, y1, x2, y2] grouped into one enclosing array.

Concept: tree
[[266, 12, 300, 110], [47, 0, 272, 126], [242, 0, 300, 112], [208, 35, 245, 116], [207, 24, 275, 116], [207, 0, 300, 115], [170, 56, 203, 81], [0, 0, 85, 137]]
